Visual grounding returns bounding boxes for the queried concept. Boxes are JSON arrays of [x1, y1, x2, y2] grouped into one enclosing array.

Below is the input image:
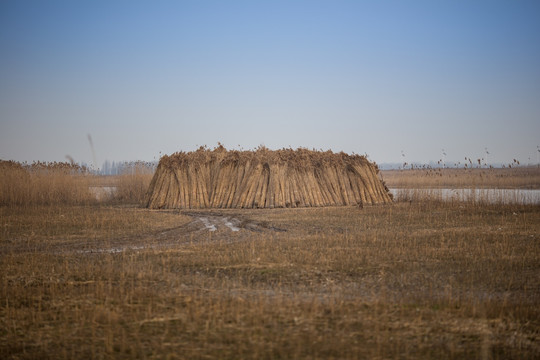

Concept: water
[[198, 216, 241, 232], [199, 217, 217, 231], [89, 186, 117, 200], [389, 188, 540, 205], [222, 217, 240, 231]]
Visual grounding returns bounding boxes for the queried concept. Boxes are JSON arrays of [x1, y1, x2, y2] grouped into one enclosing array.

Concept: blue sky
[[1, 0, 539, 166]]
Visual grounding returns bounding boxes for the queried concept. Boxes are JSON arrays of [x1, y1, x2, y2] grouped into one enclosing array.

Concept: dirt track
[[23, 210, 286, 255]]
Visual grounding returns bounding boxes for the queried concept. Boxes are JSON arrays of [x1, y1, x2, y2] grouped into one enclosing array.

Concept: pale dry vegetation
[[0, 160, 95, 206], [0, 160, 154, 207], [110, 161, 155, 204], [382, 166, 540, 190], [1, 161, 539, 359], [147, 146, 392, 209]]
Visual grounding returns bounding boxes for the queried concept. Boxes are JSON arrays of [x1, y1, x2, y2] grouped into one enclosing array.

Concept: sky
[[1, 0, 539, 167]]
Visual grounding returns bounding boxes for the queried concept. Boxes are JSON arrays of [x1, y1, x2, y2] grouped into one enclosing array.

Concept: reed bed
[[146, 146, 392, 209], [382, 166, 540, 190], [0, 160, 95, 207], [111, 161, 155, 204], [0, 160, 155, 207]]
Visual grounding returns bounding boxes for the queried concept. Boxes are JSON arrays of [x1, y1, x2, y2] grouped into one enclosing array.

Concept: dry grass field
[[381, 166, 540, 190], [1, 163, 539, 359]]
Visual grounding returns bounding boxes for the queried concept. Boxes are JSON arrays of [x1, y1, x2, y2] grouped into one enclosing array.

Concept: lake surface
[[389, 188, 540, 205]]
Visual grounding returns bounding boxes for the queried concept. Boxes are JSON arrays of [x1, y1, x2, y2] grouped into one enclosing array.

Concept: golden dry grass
[[0, 160, 154, 207], [0, 160, 95, 206], [382, 166, 540, 190], [109, 162, 155, 204], [147, 146, 391, 209], [0, 162, 539, 359]]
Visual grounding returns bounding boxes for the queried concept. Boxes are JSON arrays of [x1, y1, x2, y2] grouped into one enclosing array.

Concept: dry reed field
[[382, 166, 540, 190], [1, 161, 539, 359]]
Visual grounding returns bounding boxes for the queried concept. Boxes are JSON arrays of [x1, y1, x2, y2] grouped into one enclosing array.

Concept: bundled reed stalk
[[146, 146, 393, 209]]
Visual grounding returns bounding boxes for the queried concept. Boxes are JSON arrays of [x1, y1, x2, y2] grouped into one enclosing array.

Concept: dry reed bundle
[[146, 146, 393, 209]]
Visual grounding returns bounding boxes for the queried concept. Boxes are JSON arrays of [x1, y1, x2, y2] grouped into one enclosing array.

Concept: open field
[[1, 163, 539, 359]]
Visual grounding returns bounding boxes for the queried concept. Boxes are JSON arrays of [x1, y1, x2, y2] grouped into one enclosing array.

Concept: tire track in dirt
[[18, 211, 287, 255]]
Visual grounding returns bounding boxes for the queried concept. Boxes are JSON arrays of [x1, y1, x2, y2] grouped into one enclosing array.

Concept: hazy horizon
[[1, 1, 539, 166]]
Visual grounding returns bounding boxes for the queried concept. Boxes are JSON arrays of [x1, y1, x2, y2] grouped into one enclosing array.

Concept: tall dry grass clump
[[0, 160, 95, 207], [112, 161, 155, 204], [146, 145, 392, 209]]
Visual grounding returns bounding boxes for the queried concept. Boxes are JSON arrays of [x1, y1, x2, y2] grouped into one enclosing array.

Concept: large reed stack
[[146, 146, 392, 209]]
